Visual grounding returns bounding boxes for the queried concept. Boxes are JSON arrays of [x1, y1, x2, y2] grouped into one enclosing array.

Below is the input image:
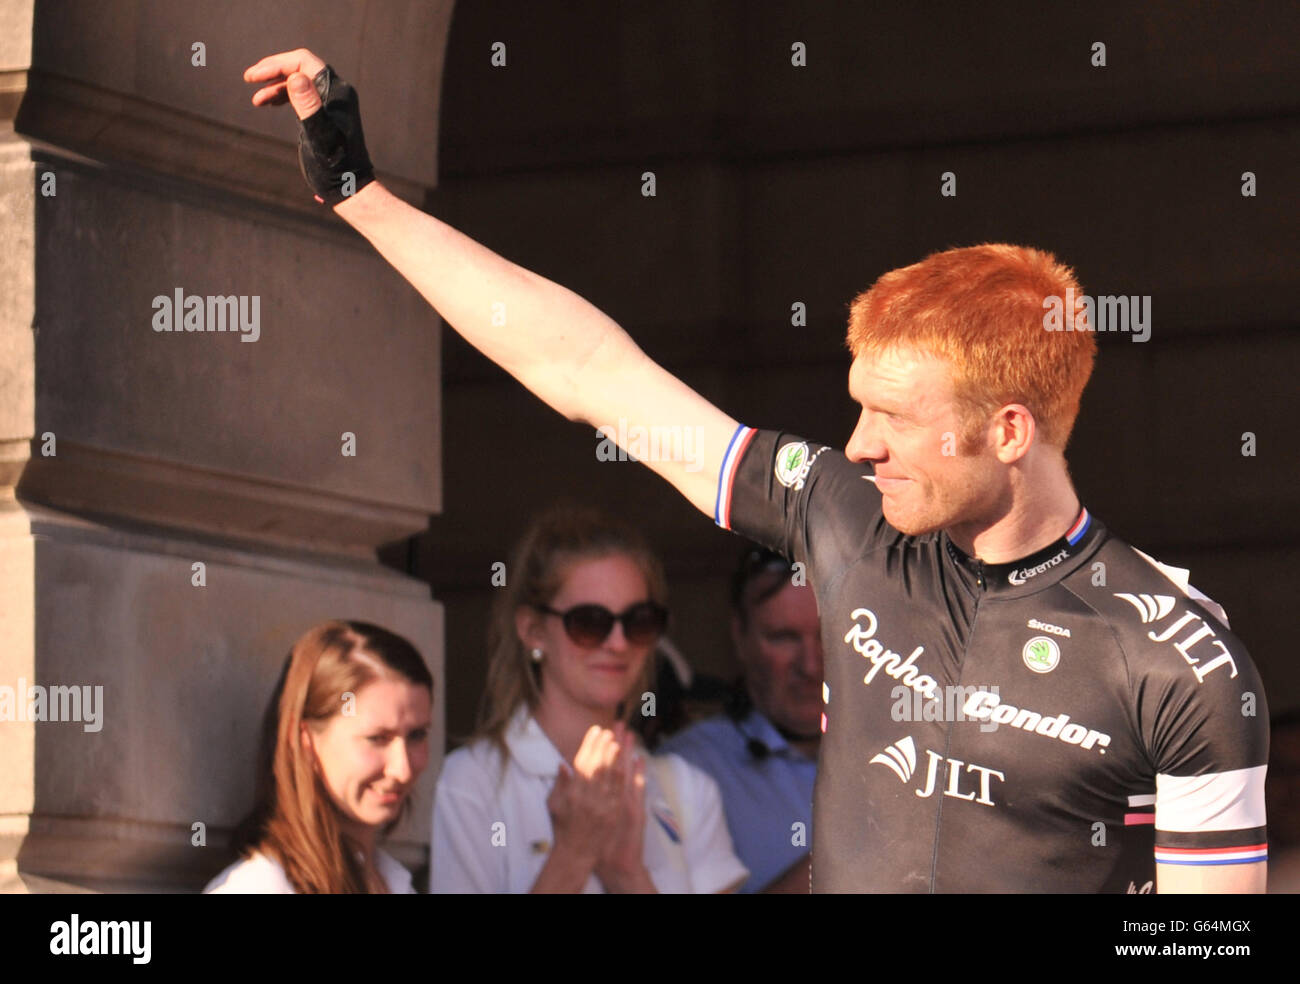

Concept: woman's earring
[[531, 648, 544, 663]]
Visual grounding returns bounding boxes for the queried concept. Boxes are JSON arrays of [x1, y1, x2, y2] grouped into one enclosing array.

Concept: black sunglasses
[[538, 601, 669, 648]]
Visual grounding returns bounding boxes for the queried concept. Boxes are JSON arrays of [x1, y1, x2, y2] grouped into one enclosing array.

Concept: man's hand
[[244, 48, 326, 110], [244, 49, 375, 206]]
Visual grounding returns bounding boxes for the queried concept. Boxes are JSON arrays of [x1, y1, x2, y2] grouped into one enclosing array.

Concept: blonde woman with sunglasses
[[430, 504, 747, 894]]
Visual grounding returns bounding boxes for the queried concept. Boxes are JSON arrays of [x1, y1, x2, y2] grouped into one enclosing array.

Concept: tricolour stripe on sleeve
[[1155, 765, 1267, 833], [1155, 844, 1268, 866], [715, 425, 757, 530]]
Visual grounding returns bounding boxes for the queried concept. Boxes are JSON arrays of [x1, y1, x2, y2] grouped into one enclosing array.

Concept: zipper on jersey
[[927, 586, 984, 891]]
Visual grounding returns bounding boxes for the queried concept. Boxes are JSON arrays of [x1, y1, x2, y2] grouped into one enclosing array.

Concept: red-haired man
[[243, 51, 1268, 893]]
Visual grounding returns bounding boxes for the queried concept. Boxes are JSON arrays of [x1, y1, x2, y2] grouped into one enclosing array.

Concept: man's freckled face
[[843, 347, 996, 535]]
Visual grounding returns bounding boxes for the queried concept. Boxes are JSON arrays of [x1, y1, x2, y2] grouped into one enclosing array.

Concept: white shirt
[[430, 708, 749, 894], [203, 848, 414, 894]]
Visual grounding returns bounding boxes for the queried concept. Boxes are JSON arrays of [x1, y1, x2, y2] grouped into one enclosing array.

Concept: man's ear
[[992, 404, 1035, 464]]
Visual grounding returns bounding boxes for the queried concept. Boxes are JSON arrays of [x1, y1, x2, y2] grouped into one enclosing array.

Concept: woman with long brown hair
[[430, 504, 748, 893], [205, 620, 433, 893]]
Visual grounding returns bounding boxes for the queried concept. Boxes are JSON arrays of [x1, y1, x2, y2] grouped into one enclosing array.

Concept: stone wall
[[1, 0, 454, 892]]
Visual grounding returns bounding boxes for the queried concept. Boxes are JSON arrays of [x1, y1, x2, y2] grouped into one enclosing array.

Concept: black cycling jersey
[[715, 427, 1268, 893]]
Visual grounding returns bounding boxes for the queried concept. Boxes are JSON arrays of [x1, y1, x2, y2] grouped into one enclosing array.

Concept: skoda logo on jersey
[[1022, 635, 1060, 673], [774, 442, 808, 486], [774, 441, 827, 491]]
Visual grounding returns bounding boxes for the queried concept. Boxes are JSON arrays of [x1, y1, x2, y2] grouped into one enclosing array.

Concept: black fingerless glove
[[297, 65, 375, 206]]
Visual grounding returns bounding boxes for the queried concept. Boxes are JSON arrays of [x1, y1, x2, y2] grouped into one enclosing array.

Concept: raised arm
[[244, 50, 738, 517]]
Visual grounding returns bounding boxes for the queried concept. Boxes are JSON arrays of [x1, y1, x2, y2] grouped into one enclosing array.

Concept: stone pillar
[[0, 0, 454, 892]]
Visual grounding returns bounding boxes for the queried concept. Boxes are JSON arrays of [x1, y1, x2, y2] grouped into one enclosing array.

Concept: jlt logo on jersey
[[870, 736, 1005, 807], [843, 609, 939, 699], [1115, 593, 1238, 683]]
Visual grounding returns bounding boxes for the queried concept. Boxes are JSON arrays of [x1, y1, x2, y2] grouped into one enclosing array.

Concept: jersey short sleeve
[[1121, 572, 1269, 868], [715, 426, 893, 587]]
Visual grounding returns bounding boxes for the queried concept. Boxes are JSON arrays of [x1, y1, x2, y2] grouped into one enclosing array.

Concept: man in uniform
[[241, 50, 1268, 892]]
